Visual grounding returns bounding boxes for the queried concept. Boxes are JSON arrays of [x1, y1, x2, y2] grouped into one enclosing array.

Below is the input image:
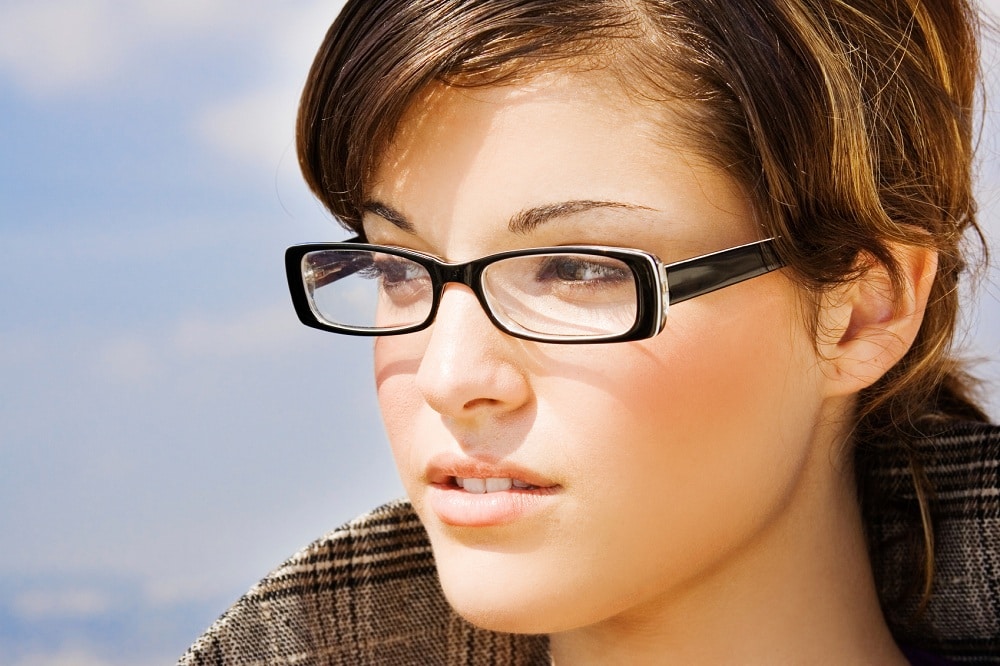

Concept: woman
[[182, 1, 998, 663]]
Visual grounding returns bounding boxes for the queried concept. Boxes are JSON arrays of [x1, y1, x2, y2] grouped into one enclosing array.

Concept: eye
[[368, 256, 424, 285], [536, 256, 632, 285]]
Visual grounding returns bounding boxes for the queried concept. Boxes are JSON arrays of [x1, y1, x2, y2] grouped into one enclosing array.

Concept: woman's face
[[365, 70, 842, 634]]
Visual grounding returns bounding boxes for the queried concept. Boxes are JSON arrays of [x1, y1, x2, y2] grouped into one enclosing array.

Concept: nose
[[415, 283, 532, 422]]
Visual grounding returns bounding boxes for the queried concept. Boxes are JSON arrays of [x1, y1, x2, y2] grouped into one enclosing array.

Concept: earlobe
[[817, 245, 938, 397]]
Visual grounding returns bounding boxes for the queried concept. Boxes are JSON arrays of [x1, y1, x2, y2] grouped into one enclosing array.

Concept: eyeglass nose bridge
[[425, 259, 499, 328], [434, 260, 480, 288]]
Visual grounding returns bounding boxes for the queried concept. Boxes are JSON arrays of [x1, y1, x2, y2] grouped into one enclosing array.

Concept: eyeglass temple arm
[[665, 239, 784, 305], [308, 249, 371, 290]]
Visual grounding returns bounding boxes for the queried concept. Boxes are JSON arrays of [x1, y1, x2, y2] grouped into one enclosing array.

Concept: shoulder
[[866, 421, 1000, 663], [177, 499, 548, 665]]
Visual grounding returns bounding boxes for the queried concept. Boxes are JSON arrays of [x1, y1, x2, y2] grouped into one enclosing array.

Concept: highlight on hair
[[296, 0, 990, 632]]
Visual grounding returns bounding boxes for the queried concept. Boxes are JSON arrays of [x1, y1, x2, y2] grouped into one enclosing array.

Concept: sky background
[[1, 2, 999, 664]]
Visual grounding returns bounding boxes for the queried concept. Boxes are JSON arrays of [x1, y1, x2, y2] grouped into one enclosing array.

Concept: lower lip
[[427, 484, 559, 527]]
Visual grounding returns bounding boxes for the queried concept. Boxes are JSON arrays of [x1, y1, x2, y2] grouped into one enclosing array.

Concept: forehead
[[374, 70, 655, 177], [366, 69, 755, 255]]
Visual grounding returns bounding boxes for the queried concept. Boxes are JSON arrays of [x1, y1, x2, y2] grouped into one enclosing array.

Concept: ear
[[816, 244, 938, 397]]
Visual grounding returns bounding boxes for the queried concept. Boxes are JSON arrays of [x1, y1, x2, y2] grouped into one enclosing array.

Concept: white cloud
[[12, 587, 112, 620], [193, 1, 346, 170], [91, 302, 318, 386], [171, 302, 305, 359], [0, 0, 323, 98], [10, 647, 165, 666], [0, 333, 44, 369], [0, 0, 119, 95], [0, 0, 346, 189], [141, 0, 229, 29], [11, 649, 109, 666], [195, 87, 299, 169], [96, 336, 159, 385], [141, 574, 232, 608]]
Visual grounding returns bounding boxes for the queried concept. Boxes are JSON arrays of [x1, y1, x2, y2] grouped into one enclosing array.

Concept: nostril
[[461, 397, 500, 411]]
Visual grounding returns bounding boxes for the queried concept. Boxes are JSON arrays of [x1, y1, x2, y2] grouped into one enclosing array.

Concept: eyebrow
[[507, 200, 654, 234], [363, 199, 654, 235], [363, 201, 414, 232]]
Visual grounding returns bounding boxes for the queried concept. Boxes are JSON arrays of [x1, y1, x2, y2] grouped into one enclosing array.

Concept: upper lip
[[425, 452, 558, 488]]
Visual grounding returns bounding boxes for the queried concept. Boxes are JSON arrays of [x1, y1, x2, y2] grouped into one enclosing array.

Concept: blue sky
[[1, 2, 998, 664]]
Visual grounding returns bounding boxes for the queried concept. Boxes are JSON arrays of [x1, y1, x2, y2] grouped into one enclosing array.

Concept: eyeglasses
[[285, 237, 784, 344]]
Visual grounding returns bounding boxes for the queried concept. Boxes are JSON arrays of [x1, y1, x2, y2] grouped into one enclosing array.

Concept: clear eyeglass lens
[[482, 253, 639, 337], [302, 249, 433, 331]]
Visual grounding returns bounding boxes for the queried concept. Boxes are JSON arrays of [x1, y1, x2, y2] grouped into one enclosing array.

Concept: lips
[[426, 453, 557, 490], [425, 454, 560, 526]]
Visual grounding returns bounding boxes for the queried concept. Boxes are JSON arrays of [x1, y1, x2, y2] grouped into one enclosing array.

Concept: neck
[[548, 429, 907, 666]]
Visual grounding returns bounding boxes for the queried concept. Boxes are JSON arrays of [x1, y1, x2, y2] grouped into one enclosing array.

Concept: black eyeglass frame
[[285, 236, 784, 344]]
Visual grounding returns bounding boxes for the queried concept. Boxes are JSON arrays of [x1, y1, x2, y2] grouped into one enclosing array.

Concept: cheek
[[567, 284, 822, 502], [373, 338, 425, 489], [529, 285, 826, 608], [556, 286, 817, 446], [625, 304, 811, 448]]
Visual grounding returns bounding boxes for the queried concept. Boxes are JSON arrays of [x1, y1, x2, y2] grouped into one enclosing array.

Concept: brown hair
[[296, 0, 990, 621]]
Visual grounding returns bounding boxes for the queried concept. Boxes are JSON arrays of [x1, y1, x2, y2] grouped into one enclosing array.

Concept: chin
[[431, 542, 584, 635], [447, 600, 546, 635], [440, 582, 560, 635]]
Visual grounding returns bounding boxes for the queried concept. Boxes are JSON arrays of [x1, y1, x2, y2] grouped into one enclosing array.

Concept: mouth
[[424, 455, 560, 525], [424, 453, 563, 527], [449, 476, 542, 493], [428, 473, 560, 527], [426, 456, 558, 494]]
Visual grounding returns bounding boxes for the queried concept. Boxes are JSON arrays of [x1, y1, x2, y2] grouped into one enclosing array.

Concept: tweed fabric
[[178, 500, 549, 665], [867, 422, 1000, 663], [180, 422, 999, 665]]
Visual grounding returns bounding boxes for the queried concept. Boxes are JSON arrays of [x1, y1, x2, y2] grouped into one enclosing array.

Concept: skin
[[364, 69, 927, 664]]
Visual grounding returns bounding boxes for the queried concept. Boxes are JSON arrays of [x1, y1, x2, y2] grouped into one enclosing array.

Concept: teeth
[[460, 477, 486, 494], [485, 477, 513, 493], [454, 477, 529, 493]]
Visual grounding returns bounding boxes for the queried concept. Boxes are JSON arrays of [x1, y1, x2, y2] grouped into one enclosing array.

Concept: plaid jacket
[[179, 422, 1000, 665]]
